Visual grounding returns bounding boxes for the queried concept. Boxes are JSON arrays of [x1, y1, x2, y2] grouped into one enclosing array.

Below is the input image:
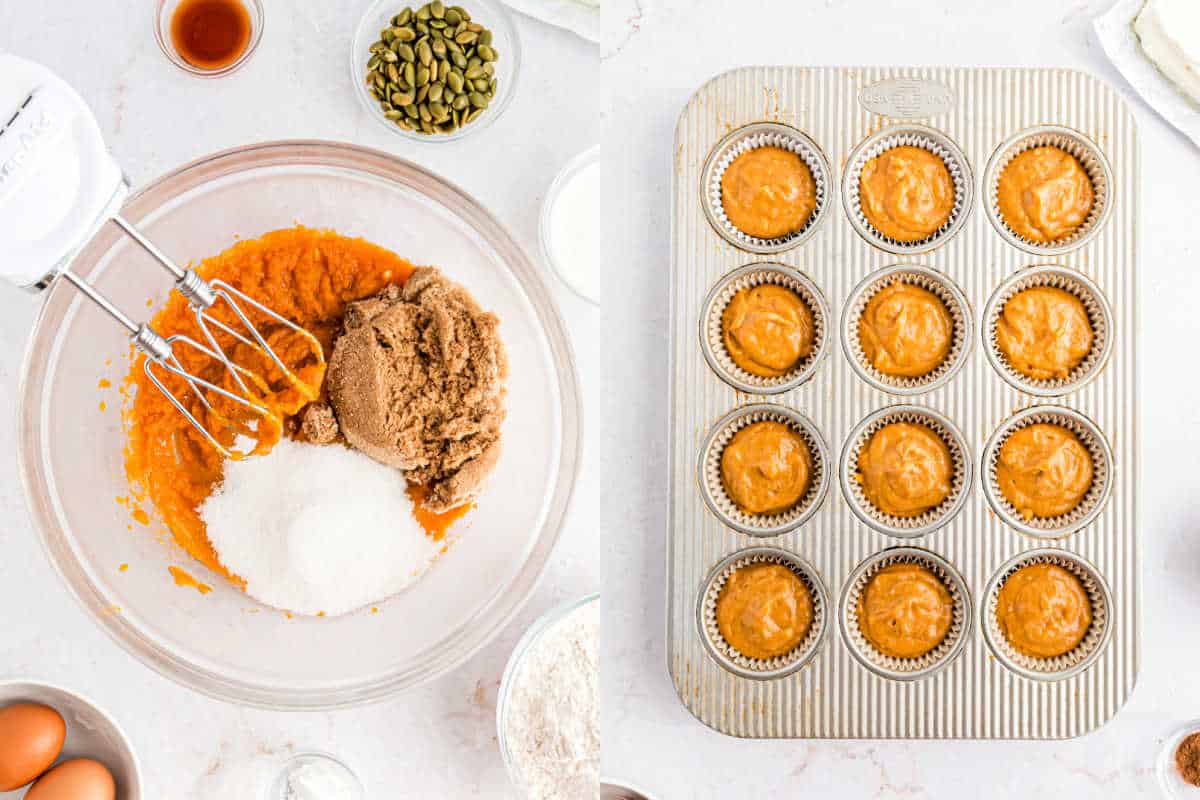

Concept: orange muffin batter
[[859, 282, 953, 378], [996, 423, 1093, 520], [716, 563, 813, 660], [996, 286, 1093, 381], [722, 284, 814, 377], [720, 146, 817, 239], [857, 423, 952, 518], [124, 227, 466, 583], [997, 146, 1093, 243], [720, 421, 811, 515], [859, 145, 955, 242], [996, 563, 1091, 658], [857, 563, 952, 659]]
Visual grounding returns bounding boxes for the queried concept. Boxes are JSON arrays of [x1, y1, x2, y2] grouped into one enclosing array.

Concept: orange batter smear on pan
[[124, 226, 467, 583]]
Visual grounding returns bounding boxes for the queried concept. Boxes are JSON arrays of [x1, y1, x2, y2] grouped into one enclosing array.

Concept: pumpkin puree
[[124, 226, 467, 584]]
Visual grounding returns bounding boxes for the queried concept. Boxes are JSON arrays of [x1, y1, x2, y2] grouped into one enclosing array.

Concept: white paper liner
[[702, 123, 832, 253], [842, 126, 973, 254], [843, 265, 973, 395], [840, 406, 971, 537], [700, 264, 829, 394], [699, 548, 828, 679], [983, 126, 1113, 256], [983, 549, 1111, 680], [840, 548, 970, 680], [982, 407, 1113, 538], [984, 266, 1114, 397], [699, 405, 830, 537]]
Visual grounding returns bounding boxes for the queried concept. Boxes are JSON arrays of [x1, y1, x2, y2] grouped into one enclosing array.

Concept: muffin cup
[[697, 547, 829, 680], [839, 547, 971, 681], [701, 122, 833, 254], [839, 405, 972, 538], [842, 264, 973, 395], [980, 548, 1112, 681], [983, 125, 1114, 256], [981, 406, 1113, 539], [983, 265, 1114, 397], [842, 124, 974, 255], [700, 263, 831, 394], [698, 404, 831, 537]]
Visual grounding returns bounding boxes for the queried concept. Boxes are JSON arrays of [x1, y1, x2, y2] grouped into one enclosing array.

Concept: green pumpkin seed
[[431, 1, 445, 17], [381, 49, 399, 62], [384, 109, 404, 120], [451, 93, 469, 111], [446, 71, 464, 93], [396, 27, 416, 42], [455, 30, 478, 45], [464, 65, 483, 79], [477, 29, 492, 47], [432, 38, 446, 57], [415, 4, 431, 20], [477, 45, 496, 62], [397, 42, 414, 62], [430, 18, 446, 29], [444, 8, 461, 25], [396, 8, 412, 24], [428, 82, 444, 102], [382, 28, 396, 42], [391, 91, 415, 106], [416, 65, 430, 85], [404, 104, 419, 118], [467, 21, 483, 32], [417, 40, 432, 66], [482, 61, 494, 77], [468, 91, 488, 108]]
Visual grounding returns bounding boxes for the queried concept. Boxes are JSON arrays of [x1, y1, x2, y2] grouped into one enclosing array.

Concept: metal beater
[[0, 54, 323, 458]]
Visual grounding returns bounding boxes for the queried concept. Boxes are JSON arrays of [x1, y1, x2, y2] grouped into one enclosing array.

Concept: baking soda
[[201, 438, 440, 617]]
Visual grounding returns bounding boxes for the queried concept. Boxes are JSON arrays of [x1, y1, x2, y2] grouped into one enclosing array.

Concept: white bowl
[[0, 680, 141, 800]]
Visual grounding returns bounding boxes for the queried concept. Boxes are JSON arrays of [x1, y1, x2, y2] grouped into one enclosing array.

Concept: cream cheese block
[[1134, 0, 1200, 105]]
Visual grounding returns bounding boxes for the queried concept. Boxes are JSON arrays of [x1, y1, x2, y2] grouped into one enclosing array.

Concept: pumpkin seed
[[367, 2, 500, 135]]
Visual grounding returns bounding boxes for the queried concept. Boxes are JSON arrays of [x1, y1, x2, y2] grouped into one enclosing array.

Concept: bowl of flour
[[497, 593, 599, 799]]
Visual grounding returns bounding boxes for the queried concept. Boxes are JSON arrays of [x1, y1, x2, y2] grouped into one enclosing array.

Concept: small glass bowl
[[540, 146, 600, 305], [350, 0, 522, 143], [1157, 720, 1200, 798], [270, 752, 364, 800], [497, 593, 599, 792], [154, 0, 265, 78]]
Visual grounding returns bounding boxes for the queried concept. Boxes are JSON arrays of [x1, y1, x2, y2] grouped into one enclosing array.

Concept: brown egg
[[26, 758, 115, 800], [0, 703, 66, 790]]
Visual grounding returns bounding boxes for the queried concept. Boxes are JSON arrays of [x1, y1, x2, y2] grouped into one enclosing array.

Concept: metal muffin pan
[[668, 66, 1138, 739]]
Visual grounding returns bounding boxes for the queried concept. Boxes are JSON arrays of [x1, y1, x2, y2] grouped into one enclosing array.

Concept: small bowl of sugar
[[497, 593, 600, 797], [540, 146, 601, 305]]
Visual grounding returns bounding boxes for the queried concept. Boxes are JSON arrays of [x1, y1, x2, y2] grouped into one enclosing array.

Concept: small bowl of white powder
[[497, 593, 600, 799], [540, 146, 600, 305]]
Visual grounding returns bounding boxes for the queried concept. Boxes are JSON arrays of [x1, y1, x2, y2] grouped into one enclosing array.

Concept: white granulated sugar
[[504, 599, 599, 800], [201, 438, 440, 617]]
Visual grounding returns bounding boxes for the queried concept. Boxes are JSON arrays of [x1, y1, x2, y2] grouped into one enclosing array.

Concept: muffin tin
[[667, 66, 1138, 739]]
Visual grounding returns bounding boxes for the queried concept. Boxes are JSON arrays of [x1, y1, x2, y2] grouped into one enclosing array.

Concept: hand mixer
[[0, 54, 324, 459]]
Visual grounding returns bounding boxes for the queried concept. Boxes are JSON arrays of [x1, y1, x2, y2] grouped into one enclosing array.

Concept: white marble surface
[[0, 2, 598, 798], [601, 0, 1200, 797]]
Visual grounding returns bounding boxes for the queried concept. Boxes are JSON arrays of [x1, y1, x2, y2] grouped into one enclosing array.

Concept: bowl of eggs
[[0, 680, 140, 799]]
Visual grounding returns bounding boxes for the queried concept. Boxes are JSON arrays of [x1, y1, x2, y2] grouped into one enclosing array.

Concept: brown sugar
[[322, 268, 508, 512]]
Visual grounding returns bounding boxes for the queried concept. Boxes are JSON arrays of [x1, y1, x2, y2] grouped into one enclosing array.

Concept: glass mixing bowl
[[17, 141, 581, 710]]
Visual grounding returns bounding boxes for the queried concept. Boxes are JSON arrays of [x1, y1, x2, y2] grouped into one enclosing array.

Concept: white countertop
[[0, 2, 598, 798], [602, 0, 1200, 797]]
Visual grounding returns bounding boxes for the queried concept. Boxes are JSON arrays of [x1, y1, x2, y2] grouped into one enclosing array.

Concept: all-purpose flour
[[504, 599, 600, 800], [201, 438, 440, 617]]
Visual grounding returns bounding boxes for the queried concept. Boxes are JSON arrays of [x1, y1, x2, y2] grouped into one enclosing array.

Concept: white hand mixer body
[[0, 54, 324, 458]]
